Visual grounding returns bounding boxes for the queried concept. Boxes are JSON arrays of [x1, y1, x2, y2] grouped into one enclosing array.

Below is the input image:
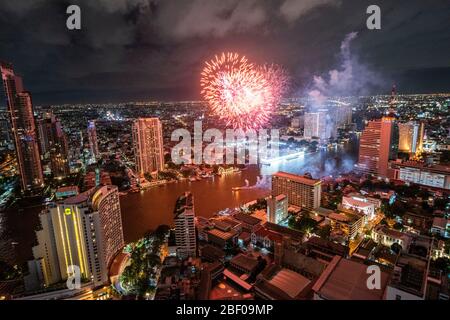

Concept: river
[[1, 140, 358, 263], [120, 141, 358, 243]]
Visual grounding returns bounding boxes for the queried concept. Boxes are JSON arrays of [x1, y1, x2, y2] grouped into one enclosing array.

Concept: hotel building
[[272, 172, 321, 210], [26, 185, 124, 289], [356, 116, 398, 177]]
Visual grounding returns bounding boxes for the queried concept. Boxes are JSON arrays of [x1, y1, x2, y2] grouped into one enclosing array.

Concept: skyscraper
[[132, 118, 164, 176], [26, 185, 124, 289], [303, 111, 333, 141], [272, 172, 322, 210], [398, 121, 424, 156], [174, 192, 196, 259], [37, 112, 70, 178], [87, 120, 99, 163], [356, 116, 398, 177], [0, 62, 43, 192]]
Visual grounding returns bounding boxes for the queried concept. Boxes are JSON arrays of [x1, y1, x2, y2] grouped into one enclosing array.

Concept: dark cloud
[[0, 0, 448, 104]]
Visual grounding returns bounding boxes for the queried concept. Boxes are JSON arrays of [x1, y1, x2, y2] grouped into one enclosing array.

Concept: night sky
[[0, 0, 449, 104]]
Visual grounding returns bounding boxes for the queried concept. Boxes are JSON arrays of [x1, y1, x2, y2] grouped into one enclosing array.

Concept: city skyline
[[0, 1, 449, 303]]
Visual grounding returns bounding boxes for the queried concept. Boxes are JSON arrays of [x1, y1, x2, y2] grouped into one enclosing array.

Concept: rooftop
[[207, 228, 237, 241], [230, 254, 260, 272], [234, 212, 262, 226], [268, 268, 311, 299], [272, 171, 321, 186], [312, 256, 389, 300]]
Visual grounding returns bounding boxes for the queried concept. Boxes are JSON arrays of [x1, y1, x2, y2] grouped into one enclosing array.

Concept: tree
[[432, 257, 450, 275], [393, 222, 403, 231], [317, 225, 332, 240], [391, 242, 402, 255], [289, 215, 317, 233]]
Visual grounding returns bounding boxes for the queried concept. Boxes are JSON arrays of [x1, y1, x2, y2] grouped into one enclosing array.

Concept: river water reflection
[[120, 141, 358, 243]]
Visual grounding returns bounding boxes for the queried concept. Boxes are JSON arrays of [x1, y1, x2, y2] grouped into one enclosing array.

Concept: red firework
[[201, 53, 288, 130]]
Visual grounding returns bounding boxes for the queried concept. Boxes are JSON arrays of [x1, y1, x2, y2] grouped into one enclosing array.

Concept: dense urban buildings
[[0, 2, 449, 303], [37, 112, 70, 178], [132, 118, 164, 176]]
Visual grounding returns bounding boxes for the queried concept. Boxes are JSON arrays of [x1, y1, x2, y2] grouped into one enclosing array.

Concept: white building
[[266, 194, 288, 224], [342, 194, 380, 220], [372, 225, 411, 251], [303, 111, 330, 141]]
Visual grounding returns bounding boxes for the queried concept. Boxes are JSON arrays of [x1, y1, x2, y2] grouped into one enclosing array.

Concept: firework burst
[[201, 52, 288, 130]]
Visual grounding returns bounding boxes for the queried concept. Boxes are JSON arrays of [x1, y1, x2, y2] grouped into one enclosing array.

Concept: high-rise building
[[37, 112, 70, 178], [267, 194, 288, 224], [174, 192, 196, 259], [1, 62, 43, 192], [398, 121, 424, 156], [132, 118, 164, 176], [272, 172, 322, 210], [0, 63, 14, 150], [87, 120, 99, 163], [26, 185, 124, 289], [304, 111, 334, 141], [356, 116, 398, 177]]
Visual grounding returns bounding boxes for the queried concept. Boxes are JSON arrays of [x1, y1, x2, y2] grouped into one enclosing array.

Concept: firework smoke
[[307, 32, 383, 107]]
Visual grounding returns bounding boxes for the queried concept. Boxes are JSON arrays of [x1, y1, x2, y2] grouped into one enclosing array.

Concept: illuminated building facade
[[398, 121, 424, 156], [26, 185, 124, 289], [356, 116, 398, 177], [303, 111, 329, 140], [174, 192, 196, 259], [132, 118, 164, 176], [391, 160, 450, 190], [342, 194, 380, 220], [272, 172, 321, 210], [0, 62, 43, 192], [267, 194, 288, 224]]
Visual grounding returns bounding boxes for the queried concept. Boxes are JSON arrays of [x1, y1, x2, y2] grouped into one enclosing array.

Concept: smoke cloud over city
[[307, 32, 384, 108]]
